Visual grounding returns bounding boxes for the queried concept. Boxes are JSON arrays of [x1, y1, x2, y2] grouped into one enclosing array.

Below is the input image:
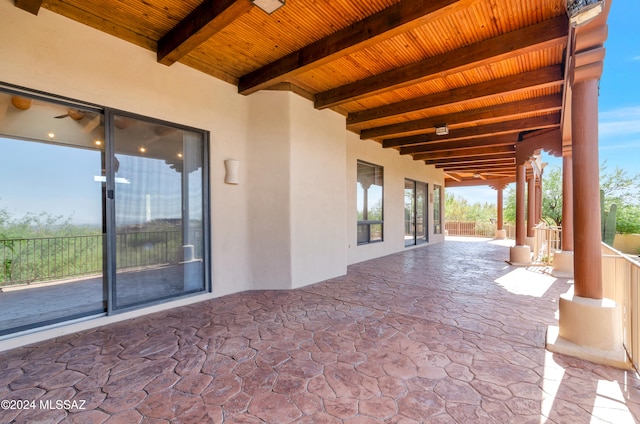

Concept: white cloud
[[599, 106, 640, 137], [599, 140, 640, 151]]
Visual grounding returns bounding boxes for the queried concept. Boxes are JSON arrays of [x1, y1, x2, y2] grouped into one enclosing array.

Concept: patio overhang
[[12, 0, 606, 188]]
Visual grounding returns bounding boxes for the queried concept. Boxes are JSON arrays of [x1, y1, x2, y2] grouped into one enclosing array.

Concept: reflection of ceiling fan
[[54, 109, 85, 121], [54, 108, 103, 134]]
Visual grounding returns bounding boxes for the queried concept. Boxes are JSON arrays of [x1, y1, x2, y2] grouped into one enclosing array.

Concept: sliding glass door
[[111, 114, 205, 309], [0, 91, 106, 334], [404, 180, 416, 246], [0, 86, 209, 335], [404, 179, 428, 247]]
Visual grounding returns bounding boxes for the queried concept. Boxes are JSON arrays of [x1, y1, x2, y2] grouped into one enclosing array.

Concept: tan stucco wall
[[613, 234, 640, 255], [246, 91, 293, 290], [244, 91, 348, 290], [290, 94, 348, 288], [0, 3, 445, 346]]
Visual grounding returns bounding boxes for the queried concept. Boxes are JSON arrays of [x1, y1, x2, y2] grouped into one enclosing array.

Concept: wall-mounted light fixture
[[435, 125, 449, 136], [566, 0, 604, 26], [251, 0, 285, 14], [224, 159, 240, 185]]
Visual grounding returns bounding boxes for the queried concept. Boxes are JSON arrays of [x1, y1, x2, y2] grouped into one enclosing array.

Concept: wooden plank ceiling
[[22, 0, 571, 187]]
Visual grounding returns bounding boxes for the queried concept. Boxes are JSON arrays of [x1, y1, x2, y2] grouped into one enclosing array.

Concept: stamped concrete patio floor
[[2, 238, 640, 423]]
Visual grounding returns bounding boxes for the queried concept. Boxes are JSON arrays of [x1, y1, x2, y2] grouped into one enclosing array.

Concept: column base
[[495, 229, 507, 240], [552, 251, 574, 278], [524, 236, 535, 251], [182, 259, 203, 291], [546, 291, 631, 369], [509, 245, 531, 265]]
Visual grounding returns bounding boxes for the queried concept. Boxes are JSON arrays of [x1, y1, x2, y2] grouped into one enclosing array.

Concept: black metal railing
[[0, 230, 202, 286]]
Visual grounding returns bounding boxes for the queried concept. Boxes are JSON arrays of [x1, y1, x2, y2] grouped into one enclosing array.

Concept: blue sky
[[0, 138, 188, 227], [449, 0, 640, 205]]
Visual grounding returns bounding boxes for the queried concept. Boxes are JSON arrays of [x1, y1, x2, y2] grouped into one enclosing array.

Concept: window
[[357, 161, 383, 244], [405, 179, 428, 246], [434, 184, 443, 234]]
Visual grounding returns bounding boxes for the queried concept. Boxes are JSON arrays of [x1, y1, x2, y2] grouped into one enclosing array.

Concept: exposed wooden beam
[[316, 15, 568, 109], [575, 47, 606, 68], [15, 0, 42, 15], [425, 152, 515, 164], [441, 163, 514, 171], [488, 180, 512, 190], [443, 169, 514, 177], [347, 66, 563, 127], [238, 0, 474, 95], [575, 25, 609, 52], [443, 167, 515, 175], [412, 145, 515, 161], [387, 114, 560, 150], [158, 0, 253, 66], [445, 171, 514, 179], [427, 154, 517, 166], [515, 128, 562, 165], [399, 134, 518, 155], [434, 158, 515, 168], [444, 172, 462, 182], [447, 169, 511, 178], [446, 177, 515, 188], [359, 94, 562, 140], [424, 157, 515, 168]]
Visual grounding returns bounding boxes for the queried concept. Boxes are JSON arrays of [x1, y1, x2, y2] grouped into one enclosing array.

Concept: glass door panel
[[112, 115, 204, 309], [404, 180, 415, 246], [416, 182, 427, 243], [0, 92, 105, 334]]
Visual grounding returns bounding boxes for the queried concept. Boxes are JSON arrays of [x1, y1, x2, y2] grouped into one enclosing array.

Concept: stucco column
[[516, 164, 526, 246], [510, 163, 531, 264], [527, 173, 536, 238], [535, 174, 543, 224], [572, 78, 602, 300], [495, 186, 506, 239], [562, 154, 574, 251], [548, 68, 626, 369], [553, 153, 574, 276], [546, 3, 627, 369]]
